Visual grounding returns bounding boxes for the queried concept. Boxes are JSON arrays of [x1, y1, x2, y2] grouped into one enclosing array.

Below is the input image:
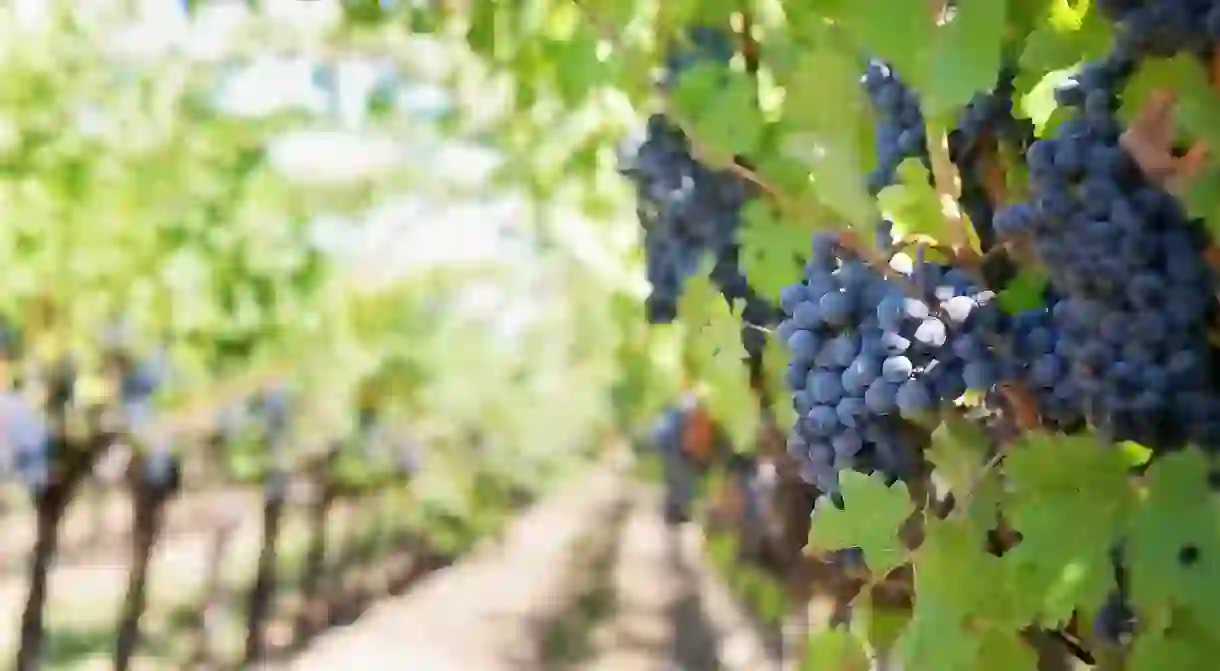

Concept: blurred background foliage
[[0, 0, 680, 552]]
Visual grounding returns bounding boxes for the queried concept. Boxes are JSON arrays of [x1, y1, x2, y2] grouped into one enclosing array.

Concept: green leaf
[[877, 159, 944, 238], [1003, 435, 1132, 624], [899, 518, 998, 670], [678, 273, 756, 449], [671, 66, 764, 158], [1017, 5, 1111, 90], [548, 28, 602, 107], [762, 327, 796, 429], [808, 471, 914, 576], [976, 629, 1039, 671], [466, 2, 500, 59], [801, 629, 871, 671], [997, 268, 1048, 314], [836, 0, 931, 92], [1127, 448, 1220, 625], [851, 597, 911, 657], [925, 420, 1006, 546], [579, 0, 641, 34], [927, 417, 990, 497], [738, 200, 807, 301], [1129, 626, 1215, 671], [896, 609, 981, 671], [1119, 440, 1153, 468], [774, 28, 876, 227], [1007, 0, 1056, 42], [923, 0, 1007, 117]]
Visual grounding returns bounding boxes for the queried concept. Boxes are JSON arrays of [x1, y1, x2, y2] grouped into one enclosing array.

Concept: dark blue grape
[[998, 51, 1219, 448]]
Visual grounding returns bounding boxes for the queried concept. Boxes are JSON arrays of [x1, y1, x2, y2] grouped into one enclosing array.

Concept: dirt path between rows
[[581, 487, 785, 671], [283, 466, 629, 671], [283, 471, 788, 671]]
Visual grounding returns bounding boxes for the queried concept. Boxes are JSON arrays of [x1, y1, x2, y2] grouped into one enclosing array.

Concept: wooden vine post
[[16, 401, 115, 671], [113, 449, 181, 671], [292, 442, 341, 649], [243, 438, 290, 664]]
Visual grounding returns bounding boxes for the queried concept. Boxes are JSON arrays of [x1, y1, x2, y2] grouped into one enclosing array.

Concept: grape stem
[[976, 143, 1009, 208], [1043, 629, 1096, 666], [739, 6, 759, 76], [924, 121, 976, 257]]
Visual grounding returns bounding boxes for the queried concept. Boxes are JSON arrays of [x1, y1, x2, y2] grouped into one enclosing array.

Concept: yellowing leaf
[[877, 159, 945, 238]]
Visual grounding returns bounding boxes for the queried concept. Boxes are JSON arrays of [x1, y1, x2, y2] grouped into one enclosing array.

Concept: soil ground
[[286, 470, 786, 671]]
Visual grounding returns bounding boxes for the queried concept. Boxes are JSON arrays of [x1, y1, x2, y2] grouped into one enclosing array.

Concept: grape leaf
[[1003, 435, 1131, 623], [761, 328, 795, 429], [1129, 626, 1214, 671], [976, 629, 1039, 671], [677, 272, 755, 449], [898, 518, 998, 670], [547, 29, 603, 107], [801, 629, 871, 671], [1129, 610, 1220, 670], [850, 596, 911, 659], [738, 200, 807, 301], [923, 0, 1007, 117], [808, 471, 914, 576], [1017, 5, 1111, 92], [1127, 448, 1220, 625], [877, 159, 944, 239], [671, 66, 764, 158], [928, 417, 991, 496], [773, 28, 876, 227], [466, 1, 499, 59], [835, 0, 931, 93], [896, 609, 981, 671], [997, 268, 1048, 314]]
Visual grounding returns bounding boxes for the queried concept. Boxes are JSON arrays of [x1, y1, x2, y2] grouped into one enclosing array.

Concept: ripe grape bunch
[[1096, 0, 1220, 57], [619, 113, 753, 323], [776, 230, 1008, 493], [993, 50, 1220, 450], [618, 27, 767, 325]]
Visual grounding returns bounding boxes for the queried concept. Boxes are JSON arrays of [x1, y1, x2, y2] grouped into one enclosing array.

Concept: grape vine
[[604, 3, 1220, 668], [419, 0, 1220, 664]]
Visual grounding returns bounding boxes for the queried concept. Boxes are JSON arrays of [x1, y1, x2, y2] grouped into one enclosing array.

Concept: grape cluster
[[120, 358, 162, 403], [1005, 297, 1087, 429], [142, 440, 181, 494], [0, 391, 50, 494], [624, 25, 783, 339], [863, 59, 928, 195], [259, 384, 293, 440], [1096, 0, 1220, 57], [993, 52, 1220, 450], [620, 26, 751, 323], [620, 114, 753, 323], [776, 232, 1007, 492], [120, 353, 166, 432]]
